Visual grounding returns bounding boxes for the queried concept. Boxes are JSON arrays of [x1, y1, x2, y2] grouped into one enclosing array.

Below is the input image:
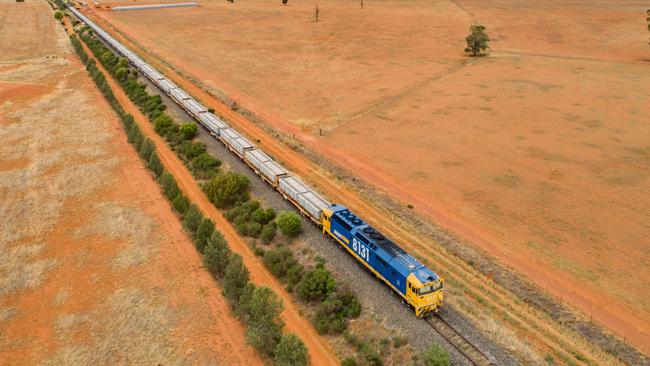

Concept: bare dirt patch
[[95, 0, 650, 355], [0, 1, 258, 364]]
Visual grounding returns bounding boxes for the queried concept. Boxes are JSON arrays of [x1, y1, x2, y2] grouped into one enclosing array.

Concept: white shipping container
[[258, 159, 288, 184], [278, 176, 310, 201], [198, 113, 228, 132], [297, 190, 330, 221], [170, 88, 190, 103], [159, 79, 176, 94], [182, 98, 207, 116], [230, 137, 254, 155]]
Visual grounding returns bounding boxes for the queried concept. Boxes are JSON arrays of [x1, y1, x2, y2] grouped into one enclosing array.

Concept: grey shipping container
[[296, 190, 330, 221], [258, 159, 288, 184], [198, 113, 228, 133], [159, 79, 176, 94], [182, 98, 207, 116], [170, 88, 191, 103], [278, 176, 310, 201], [245, 150, 286, 184]]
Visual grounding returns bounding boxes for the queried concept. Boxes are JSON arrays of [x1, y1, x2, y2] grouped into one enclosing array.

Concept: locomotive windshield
[[417, 280, 443, 295]]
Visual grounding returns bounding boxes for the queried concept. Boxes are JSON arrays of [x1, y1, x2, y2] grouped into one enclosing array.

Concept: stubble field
[[0, 0, 258, 364], [95, 0, 650, 354]]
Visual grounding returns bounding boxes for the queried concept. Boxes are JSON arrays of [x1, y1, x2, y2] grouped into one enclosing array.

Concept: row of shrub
[[68, 31, 308, 366], [79, 30, 221, 180], [79, 29, 363, 337]]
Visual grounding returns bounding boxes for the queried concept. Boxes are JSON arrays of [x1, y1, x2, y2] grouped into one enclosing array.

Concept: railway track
[[426, 314, 495, 366]]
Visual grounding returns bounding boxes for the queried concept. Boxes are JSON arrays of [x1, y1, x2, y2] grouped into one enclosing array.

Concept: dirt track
[[91, 0, 650, 356], [0, 1, 258, 364], [69, 23, 339, 364]]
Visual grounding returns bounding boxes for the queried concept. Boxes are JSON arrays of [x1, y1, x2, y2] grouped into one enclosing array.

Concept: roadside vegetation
[[72, 23, 451, 366], [68, 30, 308, 365]]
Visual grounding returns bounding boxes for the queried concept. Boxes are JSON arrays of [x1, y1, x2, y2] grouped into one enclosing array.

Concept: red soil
[[72, 27, 339, 365], [0, 2, 259, 363], [90, 0, 650, 354]]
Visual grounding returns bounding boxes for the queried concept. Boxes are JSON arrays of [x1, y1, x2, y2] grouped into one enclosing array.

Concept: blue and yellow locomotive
[[322, 205, 444, 317]]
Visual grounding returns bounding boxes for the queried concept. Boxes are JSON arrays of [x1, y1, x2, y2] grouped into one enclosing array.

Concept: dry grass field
[[95, 0, 650, 353], [0, 0, 259, 363]]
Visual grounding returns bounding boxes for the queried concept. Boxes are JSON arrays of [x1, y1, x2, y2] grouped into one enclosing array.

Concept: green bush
[[147, 152, 164, 177], [247, 222, 262, 238], [192, 153, 221, 177], [260, 222, 277, 244], [183, 204, 203, 234], [159, 172, 180, 200], [172, 194, 190, 216], [223, 254, 250, 304], [153, 114, 175, 136], [246, 317, 283, 357], [313, 289, 361, 334], [203, 231, 231, 278], [195, 218, 215, 253], [139, 138, 155, 161], [297, 266, 335, 302], [422, 343, 450, 366], [276, 211, 302, 238], [252, 207, 276, 225], [54, 11, 63, 20], [341, 358, 357, 366], [286, 263, 304, 290], [242, 286, 284, 356], [262, 246, 296, 280], [204, 172, 250, 208], [275, 333, 309, 366], [179, 123, 198, 140], [180, 141, 206, 160]]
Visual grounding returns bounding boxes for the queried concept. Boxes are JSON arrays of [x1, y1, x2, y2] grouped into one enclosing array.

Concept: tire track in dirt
[[65, 19, 338, 366]]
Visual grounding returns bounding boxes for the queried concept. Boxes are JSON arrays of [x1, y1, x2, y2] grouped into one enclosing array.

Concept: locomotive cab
[[406, 274, 444, 317]]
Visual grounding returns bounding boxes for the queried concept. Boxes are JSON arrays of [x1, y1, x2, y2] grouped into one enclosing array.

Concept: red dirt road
[[71, 25, 338, 365]]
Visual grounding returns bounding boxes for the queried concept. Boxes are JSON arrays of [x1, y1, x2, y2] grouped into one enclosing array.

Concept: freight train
[[68, 6, 444, 317]]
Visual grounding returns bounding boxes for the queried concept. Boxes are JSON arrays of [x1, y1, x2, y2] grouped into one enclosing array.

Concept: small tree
[[183, 204, 203, 234], [179, 123, 198, 140], [148, 152, 164, 177], [422, 343, 450, 366], [139, 139, 155, 161], [297, 266, 335, 301], [203, 172, 250, 208], [275, 333, 309, 366], [195, 218, 215, 253], [223, 254, 250, 304], [260, 222, 277, 244], [282, 0, 288, 4], [275, 211, 302, 238], [172, 194, 190, 216], [464, 25, 490, 57], [203, 231, 231, 278], [54, 11, 63, 21]]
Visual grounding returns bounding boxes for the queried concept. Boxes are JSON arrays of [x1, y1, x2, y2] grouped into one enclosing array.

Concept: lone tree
[[282, 0, 288, 4], [464, 25, 490, 57]]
